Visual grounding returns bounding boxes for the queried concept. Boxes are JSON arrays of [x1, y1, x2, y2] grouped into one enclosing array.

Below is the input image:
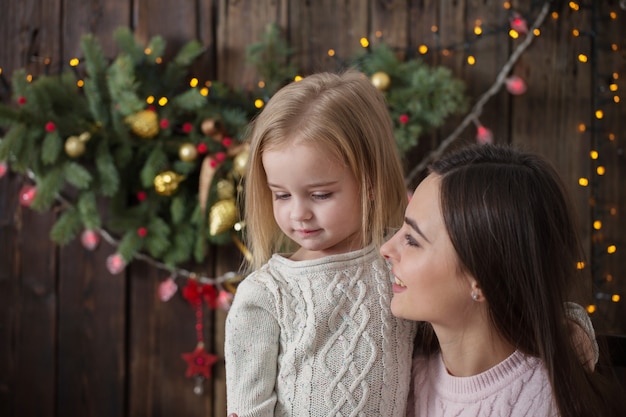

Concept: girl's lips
[[295, 229, 321, 237]]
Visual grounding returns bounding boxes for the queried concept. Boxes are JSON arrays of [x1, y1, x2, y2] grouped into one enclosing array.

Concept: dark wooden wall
[[1, 1, 625, 416]]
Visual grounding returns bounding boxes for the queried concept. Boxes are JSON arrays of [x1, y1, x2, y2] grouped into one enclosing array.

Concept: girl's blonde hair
[[242, 69, 406, 271]]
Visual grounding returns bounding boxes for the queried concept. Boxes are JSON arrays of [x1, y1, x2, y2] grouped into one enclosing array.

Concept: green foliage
[[0, 28, 257, 271], [355, 44, 468, 155], [0, 26, 468, 273]]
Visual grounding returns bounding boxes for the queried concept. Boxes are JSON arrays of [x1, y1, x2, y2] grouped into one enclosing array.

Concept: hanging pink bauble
[[159, 277, 178, 302], [81, 229, 101, 251], [217, 290, 234, 311], [505, 76, 527, 95], [510, 13, 528, 35], [0, 162, 8, 178], [19, 185, 37, 207], [476, 126, 494, 144], [106, 253, 127, 275]]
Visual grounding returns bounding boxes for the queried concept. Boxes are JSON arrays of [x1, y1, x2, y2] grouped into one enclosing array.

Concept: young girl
[[224, 70, 416, 416], [381, 144, 625, 416]]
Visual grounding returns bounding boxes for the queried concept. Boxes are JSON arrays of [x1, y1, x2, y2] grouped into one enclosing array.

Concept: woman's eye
[[404, 234, 420, 247], [313, 193, 331, 200]]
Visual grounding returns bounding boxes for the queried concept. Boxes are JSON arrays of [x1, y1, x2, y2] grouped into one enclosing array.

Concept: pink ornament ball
[[19, 185, 37, 207], [81, 229, 101, 251], [0, 162, 8, 178], [106, 253, 127, 275], [159, 277, 178, 302], [476, 126, 494, 144]]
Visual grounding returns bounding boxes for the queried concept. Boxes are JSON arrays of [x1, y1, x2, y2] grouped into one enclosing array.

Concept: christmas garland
[[0, 24, 467, 276]]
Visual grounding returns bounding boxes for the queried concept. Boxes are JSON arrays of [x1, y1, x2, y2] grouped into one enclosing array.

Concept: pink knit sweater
[[406, 350, 558, 416]]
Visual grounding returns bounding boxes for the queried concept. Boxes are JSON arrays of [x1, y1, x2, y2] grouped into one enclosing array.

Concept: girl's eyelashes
[[313, 193, 332, 200], [274, 193, 290, 200]]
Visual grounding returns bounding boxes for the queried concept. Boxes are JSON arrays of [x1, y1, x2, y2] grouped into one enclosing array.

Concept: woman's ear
[[469, 280, 485, 302]]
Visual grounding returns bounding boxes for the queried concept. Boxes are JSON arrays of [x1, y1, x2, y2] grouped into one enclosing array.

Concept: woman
[[381, 143, 625, 416]]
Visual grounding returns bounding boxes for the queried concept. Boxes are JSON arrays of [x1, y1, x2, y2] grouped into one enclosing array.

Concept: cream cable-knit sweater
[[224, 245, 416, 417]]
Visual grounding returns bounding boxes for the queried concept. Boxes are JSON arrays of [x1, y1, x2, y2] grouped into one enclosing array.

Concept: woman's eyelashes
[[404, 233, 420, 247]]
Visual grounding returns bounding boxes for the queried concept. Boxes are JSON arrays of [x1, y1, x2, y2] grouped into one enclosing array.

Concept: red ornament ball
[[45, 122, 56, 132]]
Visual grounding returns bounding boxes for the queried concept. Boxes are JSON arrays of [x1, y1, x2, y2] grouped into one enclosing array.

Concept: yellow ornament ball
[[154, 170, 184, 196], [370, 71, 391, 91], [209, 198, 238, 236], [233, 149, 249, 177], [65, 135, 86, 158], [179, 143, 198, 162], [126, 110, 159, 138]]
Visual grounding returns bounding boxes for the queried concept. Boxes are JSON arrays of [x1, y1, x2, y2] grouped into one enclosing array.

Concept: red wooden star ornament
[[182, 342, 218, 379]]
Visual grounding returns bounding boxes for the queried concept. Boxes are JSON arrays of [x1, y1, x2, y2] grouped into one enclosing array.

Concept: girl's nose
[[290, 199, 312, 221]]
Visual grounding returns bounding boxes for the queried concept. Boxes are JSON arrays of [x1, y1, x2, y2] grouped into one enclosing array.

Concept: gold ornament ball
[[201, 118, 222, 137], [233, 149, 249, 177], [126, 110, 159, 138], [209, 198, 238, 235], [154, 170, 184, 196], [371, 71, 391, 91], [179, 143, 198, 162], [65, 136, 86, 158], [216, 179, 236, 200]]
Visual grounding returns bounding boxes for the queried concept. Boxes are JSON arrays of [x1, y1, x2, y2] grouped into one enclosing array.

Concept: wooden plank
[[0, 1, 62, 416], [13, 201, 58, 417], [288, 0, 368, 75], [510, 4, 593, 302], [370, 0, 409, 50], [211, 242, 244, 416], [0, 174, 20, 417], [217, 0, 287, 89], [57, 239, 127, 417], [56, 2, 130, 416]]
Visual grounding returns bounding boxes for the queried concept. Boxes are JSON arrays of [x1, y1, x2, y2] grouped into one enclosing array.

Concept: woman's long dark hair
[[417, 144, 625, 416]]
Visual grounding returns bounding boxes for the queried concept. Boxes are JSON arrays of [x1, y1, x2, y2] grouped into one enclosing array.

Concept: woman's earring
[[471, 292, 479, 301]]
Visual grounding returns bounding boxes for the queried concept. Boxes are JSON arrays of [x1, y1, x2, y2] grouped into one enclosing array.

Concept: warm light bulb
[[578, 123, 586, 132], [69, 58, 80, 66], [578, 177, 589, 186], [595, 109, 604, 119], [258, 81, 265, 88], [551, 12, 559, 19], [577, 261, 585, 269], [158, 97, 168, 106], [467, 55, 476, 65], [593, 221, 602, 230], [610, 83, 618, 91], [509, 29, 519, 39], [189, 78, 199, 87], [612, 294, 620, 302], [254, 99, 264, 109], [200, 87, 208, 96], [360, 37, 369, 48], [569, 2, 580, 11], [586, 305, 596, 314], [590, 150, 598, 159], [418, 45, 428, 54], [474, 26, 483, 36], [144, 48, 152, 55], [607, 245, 617, 254], [328, 49, 335, 57], [597, 166, 605, 175], [578, 54, 588, 63], [572, 29, 580, 37], [294, 75, 303, 81], [77, 80, 84, 87]]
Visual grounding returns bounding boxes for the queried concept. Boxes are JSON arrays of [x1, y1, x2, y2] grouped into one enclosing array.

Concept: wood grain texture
[[0, 2, 625, 416]]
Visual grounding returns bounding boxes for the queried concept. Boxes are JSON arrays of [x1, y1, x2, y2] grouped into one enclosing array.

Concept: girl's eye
[[404, 234, 420, 247], [313, 193, 331, 200], [274, 193, 290, 200]]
